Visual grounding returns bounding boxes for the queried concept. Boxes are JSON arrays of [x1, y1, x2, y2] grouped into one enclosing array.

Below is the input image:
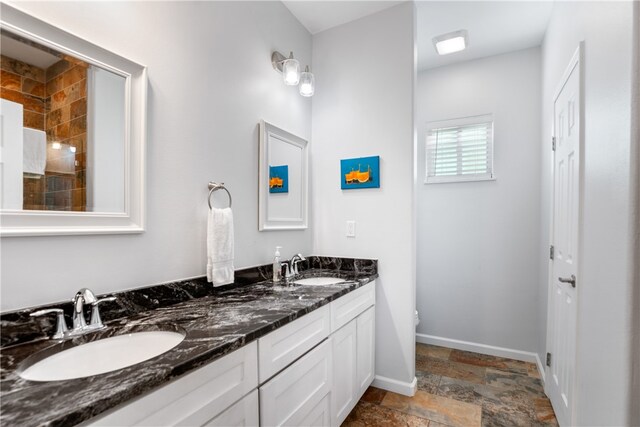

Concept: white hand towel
[[23, 128, 46, 175], [207, 207, 234, 286]]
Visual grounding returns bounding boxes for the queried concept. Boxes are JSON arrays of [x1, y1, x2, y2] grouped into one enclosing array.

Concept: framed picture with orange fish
[[269, 165, 288, 193], [340, 156, 380, 190]]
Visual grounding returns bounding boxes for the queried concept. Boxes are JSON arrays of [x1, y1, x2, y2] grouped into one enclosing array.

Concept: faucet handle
[[89, 297, 116, 327], [281, 261, 292, 280], [30, 308, 68, 339], [291, 254, 307, 275]]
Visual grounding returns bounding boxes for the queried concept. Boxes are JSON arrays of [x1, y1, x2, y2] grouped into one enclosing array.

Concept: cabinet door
[[259, 304, 331, 383], [299, 393, 332, 427], [260, 339, 332, 427], [331, 319, 357, 426], [356, 306, 375, 396], [205, 389, 258, 427]]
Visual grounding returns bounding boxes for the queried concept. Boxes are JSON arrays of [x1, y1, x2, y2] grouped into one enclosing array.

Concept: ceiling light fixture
[[432, 30, 468, 55], [271, 50, 314, 97]]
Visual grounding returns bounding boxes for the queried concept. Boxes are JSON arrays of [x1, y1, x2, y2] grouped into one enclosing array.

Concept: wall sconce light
[[271, 50, 314, 97], [299, 66, 314, 97]]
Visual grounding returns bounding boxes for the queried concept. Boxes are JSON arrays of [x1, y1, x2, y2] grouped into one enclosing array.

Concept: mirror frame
[[0, 4, 147, 236], [258, 120, 308, 231]]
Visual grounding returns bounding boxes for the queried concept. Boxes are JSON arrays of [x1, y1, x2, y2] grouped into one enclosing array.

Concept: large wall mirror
[[259, 121, 308, 230], [0, 4, 146, 236]]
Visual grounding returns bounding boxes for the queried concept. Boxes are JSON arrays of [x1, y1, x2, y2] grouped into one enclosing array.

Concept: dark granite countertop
[[0, 257, 377, 427]]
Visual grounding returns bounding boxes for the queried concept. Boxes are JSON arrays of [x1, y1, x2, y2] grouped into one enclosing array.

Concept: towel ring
[[208, 182, 232, 209]]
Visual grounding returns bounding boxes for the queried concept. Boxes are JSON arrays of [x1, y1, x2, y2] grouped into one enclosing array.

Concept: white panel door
[[546, 46, 581, 427], [356, 306, 375, 396], [331, 319, 357, 426]]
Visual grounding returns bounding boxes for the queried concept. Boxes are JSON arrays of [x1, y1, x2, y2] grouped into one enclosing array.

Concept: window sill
[[424, 175, 496, 185]]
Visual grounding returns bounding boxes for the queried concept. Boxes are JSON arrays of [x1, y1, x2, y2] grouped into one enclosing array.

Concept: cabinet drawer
[[88, 341, 258, 426], [204, 389, 258, 427], [258, 304, 330, 383], [259, 339, 332, 427], [331, 281, 375, 332]]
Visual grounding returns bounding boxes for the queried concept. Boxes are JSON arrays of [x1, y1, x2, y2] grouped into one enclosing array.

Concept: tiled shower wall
[[0, 56, 46, 129], [44, 57, 88, 211], [0, 55, 87, 211]]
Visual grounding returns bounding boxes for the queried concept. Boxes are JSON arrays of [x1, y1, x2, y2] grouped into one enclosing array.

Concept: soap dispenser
[[273, 246, 283, 282]]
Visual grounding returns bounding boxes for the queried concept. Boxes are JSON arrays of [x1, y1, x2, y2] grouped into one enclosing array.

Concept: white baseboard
[[416, 333, 545, 383], [535, 353, 546, 383], [372, 375, 417, 396]]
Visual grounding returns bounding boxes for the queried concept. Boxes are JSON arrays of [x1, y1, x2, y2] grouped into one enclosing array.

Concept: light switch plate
[[346, 220, 356, 237]]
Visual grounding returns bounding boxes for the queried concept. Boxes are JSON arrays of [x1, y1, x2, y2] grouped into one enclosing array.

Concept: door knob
[[558, 274, 576, 288]]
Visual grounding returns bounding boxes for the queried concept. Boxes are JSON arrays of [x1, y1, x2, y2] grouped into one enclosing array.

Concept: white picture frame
[[258, 120, 308, 231]]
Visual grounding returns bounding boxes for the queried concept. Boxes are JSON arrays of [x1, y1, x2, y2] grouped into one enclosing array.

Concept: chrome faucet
[[290, 254, 307, 275], [281, 261, 293, 283], [72, 288, 97, 330], [30, 288, 116, 339]]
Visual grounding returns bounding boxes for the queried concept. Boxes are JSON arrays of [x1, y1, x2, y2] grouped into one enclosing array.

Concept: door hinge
[[546, 352, 552, 367], [552, 137, 556, 151], [550, 245, 555, 260]]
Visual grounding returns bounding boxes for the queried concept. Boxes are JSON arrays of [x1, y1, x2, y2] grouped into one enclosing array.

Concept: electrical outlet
[[346, 220, 356, 237]]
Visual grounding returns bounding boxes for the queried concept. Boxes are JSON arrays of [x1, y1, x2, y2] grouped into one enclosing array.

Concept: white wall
[[311, 3, 417, 394], [416, 48, 542, 355], [631, 5, 640, 426], [540, 2, 637, 424], [0, 1, 312, 312]]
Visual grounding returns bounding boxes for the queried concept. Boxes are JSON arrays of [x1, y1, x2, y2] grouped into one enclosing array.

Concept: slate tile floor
[[343, 343, 558, 427]]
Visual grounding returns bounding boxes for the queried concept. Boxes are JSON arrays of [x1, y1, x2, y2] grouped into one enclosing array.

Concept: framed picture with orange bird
[[340, 156, 380, 190]]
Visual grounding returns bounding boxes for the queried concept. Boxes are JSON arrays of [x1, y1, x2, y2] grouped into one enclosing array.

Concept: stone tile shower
[[0, 36, 88, 211]]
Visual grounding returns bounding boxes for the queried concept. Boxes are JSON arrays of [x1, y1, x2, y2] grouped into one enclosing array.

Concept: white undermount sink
[[19, 331, 185, 382], [293, 277, 347, 286]]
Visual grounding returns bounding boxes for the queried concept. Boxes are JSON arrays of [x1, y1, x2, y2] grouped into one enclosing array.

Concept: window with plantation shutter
[[425, 115, 494, 184]]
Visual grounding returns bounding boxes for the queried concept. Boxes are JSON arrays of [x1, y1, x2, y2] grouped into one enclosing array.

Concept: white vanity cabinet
[[258, 281, 376, 427], [331, 317, 358, 424], [83, 281, 376, 427], [331, 306, 376, 426], [331, 307, 376, 426], [259, 339, 333, 426], [205, 389, 259, 427], [258, 305, 331, 383], [356, 306, 376, 396], [85, 341, 259, 427]]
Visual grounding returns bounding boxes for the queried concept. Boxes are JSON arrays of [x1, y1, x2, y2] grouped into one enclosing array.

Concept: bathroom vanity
[[0, 257, 377, 427]]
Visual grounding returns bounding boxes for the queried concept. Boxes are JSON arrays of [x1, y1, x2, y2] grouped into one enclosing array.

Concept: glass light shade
[[282, 58, 300, 86], [299, 70, 315, 97]]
